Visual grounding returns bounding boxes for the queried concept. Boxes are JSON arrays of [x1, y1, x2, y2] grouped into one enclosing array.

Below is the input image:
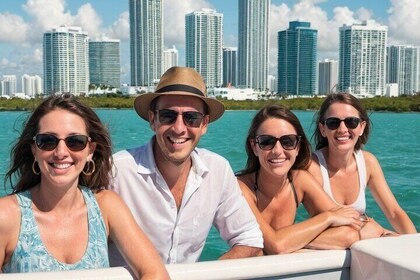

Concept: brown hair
[[5, 93, 113, 193]]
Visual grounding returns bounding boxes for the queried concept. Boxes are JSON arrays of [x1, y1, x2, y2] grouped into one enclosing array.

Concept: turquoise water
[[1, 109, 419, 260]]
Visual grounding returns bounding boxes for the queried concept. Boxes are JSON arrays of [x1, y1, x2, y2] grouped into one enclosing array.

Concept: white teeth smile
[[269, 158, 286, 163], [51, 163, 72, 169], [336, 136, 350, 141], [169, 137, 188, 144]]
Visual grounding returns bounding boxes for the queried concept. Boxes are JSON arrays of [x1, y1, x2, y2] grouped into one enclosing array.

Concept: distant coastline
[[0, 94, 419, 112]]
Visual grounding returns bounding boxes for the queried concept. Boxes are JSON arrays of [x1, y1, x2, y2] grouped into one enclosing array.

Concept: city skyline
[[1, 0, 419, 85]]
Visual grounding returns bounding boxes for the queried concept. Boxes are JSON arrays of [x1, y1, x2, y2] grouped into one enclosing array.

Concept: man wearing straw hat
[[109, 67, 263, 265]]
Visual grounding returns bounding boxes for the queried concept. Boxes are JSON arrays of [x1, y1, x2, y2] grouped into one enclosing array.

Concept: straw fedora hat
[[134, 66, 225, 122]]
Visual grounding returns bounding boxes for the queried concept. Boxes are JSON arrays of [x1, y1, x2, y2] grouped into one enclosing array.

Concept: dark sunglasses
[[255, 134, 301, 151], [324, 117, 361, 130], [156, 109, 205, 128], [33, 134, 91, 151]]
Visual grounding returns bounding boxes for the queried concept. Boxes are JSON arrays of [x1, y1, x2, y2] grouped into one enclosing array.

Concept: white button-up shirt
[[108, 138, 263, 264]]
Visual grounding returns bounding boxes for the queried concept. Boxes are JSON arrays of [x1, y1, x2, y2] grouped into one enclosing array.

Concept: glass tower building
[[387, 45, 419, 95], [277, 21, 318, 96], [43, 26, 89, 95], [238, 0, 269, 90], [89, 37, 121, 88], [338, 20, 387, 97], [129, 0, 163, 86], [186, 8, 223, 88], [222, 47, 237, 87]]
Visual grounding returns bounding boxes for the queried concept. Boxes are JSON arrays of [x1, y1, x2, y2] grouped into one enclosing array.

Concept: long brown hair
[[5, 93, 113, 193], [237, 104, 311, 176]]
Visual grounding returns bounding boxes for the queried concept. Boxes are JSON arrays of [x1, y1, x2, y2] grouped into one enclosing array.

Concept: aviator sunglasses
[[323, 117, 361, 130], [156, 109, 205, 128], [255, 134, 301, 151], [33, 134, 91, 151]]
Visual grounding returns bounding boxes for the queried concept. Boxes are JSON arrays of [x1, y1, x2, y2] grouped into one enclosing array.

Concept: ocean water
[[1, 109, 419, 261]]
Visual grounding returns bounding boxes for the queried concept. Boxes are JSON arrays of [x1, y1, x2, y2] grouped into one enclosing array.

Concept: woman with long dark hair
[[0, 94, 169, 279]]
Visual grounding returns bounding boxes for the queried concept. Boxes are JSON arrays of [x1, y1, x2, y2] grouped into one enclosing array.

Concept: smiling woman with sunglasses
[[0, 94, 169, 278], [309, 93, 416, 235], [236, 104, 373, 254]]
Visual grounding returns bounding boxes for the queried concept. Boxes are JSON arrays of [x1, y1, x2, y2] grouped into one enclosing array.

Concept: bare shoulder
[[0, 195, 20, 233], [94, 189, 124, 206], [236, 173, 257, 203], [290, 169, 319, 191], [361, 150, 379, 165], [237, 173, 254, 192]]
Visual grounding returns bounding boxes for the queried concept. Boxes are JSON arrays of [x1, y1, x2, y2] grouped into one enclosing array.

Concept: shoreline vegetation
[[0, 94, 419, 112]]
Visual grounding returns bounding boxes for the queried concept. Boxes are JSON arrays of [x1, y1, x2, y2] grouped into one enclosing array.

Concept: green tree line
[[0, 94, 419, 112]]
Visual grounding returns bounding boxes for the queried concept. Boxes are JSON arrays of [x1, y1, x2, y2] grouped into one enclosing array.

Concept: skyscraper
[[186, 8, 223, 88], [238, 0, 270, 90], [387, 45, 420, 95], [338, 20, 387, 97], [22, 74, 42, 97], [89, 36, 121, 88], [163, 45, 179, 73], [1, 75, 17, 96], [277, 21, 318, 96], [129, 0, 163, 86], [318, 59, 338, 95], [222, 47, 237, 87], [43, 26, 89, 95]]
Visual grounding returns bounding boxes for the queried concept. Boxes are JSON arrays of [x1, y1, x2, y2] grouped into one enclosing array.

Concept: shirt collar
[[136, 137, 209, 177]]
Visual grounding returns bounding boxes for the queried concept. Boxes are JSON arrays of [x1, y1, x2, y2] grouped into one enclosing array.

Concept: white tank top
[[313, 149, 367, 214]]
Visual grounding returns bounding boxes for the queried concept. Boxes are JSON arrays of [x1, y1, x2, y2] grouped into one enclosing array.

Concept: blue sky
[[1, 0, 419, 87]]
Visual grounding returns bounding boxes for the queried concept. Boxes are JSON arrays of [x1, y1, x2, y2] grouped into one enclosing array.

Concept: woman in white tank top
[[308, 93, 416, 235]]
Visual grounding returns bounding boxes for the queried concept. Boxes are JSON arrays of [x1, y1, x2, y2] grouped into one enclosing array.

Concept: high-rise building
[[89, 36, 121, 88], [43, 26, 89, 95], [238, 0, 270, 90], [267, 75, 277, 93], [222, 47, 237, 87], [163, 46, 179, 73], [338, 20, 387, 97], [22, 74, 42, 96], [387, 45, 420, 95], [1, 75, 17, 96], [129, 0, 163, 86], [186, 8, 223, 88], [318, 59, 338, 95], [277, 21, 318, 96]]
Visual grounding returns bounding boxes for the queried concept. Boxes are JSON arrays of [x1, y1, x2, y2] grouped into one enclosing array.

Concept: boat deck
[[1, 233, 419, 280]]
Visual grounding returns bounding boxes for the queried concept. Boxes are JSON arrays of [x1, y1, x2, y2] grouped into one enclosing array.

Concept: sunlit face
[[149, 95, 209, 166], [31, 109, 95, 190], [251, 118, 300, 178], [319, 102, 366, 151]]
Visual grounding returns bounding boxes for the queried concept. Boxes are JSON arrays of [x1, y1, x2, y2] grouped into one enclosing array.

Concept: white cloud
[[22, 0, 73, 42], [22, 0, 106, 43], [106, 12, 130, 41], [73, 4, 103, 38], [388, 0, 420, 44], [164, 0, 211, 49], [0, 13, 29, 43]]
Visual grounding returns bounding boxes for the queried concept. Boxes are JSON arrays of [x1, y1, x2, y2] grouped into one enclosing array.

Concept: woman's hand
[[327, 205, 363, 228]]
